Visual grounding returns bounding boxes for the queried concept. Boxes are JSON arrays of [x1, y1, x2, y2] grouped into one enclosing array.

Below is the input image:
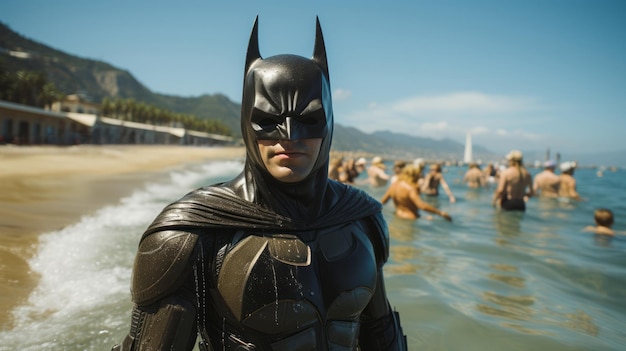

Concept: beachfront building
[[51, 94, 101, 115], [0, 100, 235, 146]]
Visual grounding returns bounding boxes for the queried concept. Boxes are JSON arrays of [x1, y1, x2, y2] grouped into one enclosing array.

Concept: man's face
[[257, 138, 322, 183]]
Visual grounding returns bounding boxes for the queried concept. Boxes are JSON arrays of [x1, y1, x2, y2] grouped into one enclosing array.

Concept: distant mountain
[[328, 125, 500, 161], [374, 130, 458, 152], [370, 130, 495, 160], [0, 22, 241, 135], [1, 21, 500, 161]]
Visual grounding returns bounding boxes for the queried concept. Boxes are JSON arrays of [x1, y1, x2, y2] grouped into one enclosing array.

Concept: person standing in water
[[492, 150, 534, 211], [533, 160, 560, 198], [482, 162, 498, 185], [463, 162, 485, 188], [113, 17, 406, 351], [367, 156, 391, 187], [381, 164, 452, 221], [421, 163, 456, 203], [558, 161, 582, 201]]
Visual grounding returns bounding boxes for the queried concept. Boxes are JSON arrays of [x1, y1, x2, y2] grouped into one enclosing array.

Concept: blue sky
[[2, 0, 625, 157]]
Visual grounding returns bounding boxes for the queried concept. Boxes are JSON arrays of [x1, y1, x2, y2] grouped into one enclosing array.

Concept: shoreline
[[0, 144, 245, 328]]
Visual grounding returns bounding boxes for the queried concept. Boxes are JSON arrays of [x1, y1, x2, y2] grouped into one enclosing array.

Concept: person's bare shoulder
[[501, 167, 515, 179], [583, 225, 596, 232], [397, 181, 413, 192], [583, 226, 615, 236]]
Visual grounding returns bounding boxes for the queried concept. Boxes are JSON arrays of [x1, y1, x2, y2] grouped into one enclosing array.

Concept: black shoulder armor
[[364, 211, 390, 265], [131, 230, 199, 306]]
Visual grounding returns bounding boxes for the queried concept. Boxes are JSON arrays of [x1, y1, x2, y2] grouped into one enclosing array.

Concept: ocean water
[[1, 160, 624, 351]]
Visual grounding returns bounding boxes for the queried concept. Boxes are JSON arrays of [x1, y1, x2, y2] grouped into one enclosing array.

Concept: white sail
[[463, 132, 473, 163]]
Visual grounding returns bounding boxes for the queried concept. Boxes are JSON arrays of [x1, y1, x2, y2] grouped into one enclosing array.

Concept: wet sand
[[0, 145, 244, 328]]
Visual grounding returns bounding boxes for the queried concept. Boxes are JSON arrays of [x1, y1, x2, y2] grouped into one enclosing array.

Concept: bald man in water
[[533, 160, 560, 197]]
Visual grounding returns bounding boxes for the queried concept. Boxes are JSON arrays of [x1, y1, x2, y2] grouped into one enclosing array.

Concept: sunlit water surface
[[1, 161, 624, 351]]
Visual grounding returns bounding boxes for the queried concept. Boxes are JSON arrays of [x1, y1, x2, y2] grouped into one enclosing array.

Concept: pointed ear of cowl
[[245, 15, 261, 75], [312, 16, 329, 78]]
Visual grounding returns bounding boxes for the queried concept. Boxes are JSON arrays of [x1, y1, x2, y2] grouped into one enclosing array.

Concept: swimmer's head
[[594, 208, 614, 227]]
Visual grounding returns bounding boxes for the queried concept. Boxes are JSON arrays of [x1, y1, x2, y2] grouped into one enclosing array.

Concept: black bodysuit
[[114, 182, 405, 350]]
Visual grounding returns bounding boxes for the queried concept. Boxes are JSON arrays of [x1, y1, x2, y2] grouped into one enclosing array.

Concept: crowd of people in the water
[[328, 150, 622, 237]]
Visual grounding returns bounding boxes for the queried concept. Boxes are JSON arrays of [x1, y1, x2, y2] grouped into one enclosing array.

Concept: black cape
[[142, 177, 382, 240]]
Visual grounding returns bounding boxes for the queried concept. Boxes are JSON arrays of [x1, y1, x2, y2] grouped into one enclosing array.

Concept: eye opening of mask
[[251, 109, 283, 131], [299, 109, 325, 126]]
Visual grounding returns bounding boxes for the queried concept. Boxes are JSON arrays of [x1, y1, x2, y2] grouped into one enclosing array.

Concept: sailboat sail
[[464, 132, 473, 163]]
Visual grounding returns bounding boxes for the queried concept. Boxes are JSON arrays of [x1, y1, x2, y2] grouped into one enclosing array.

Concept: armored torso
[[200, 220, 378, 350]]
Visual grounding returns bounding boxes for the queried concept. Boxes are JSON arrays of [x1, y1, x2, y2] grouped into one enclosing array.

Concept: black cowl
[[228, 17, 335, 222]]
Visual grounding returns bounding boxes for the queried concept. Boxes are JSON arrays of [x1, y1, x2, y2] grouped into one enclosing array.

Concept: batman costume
[[113, 17, 407, 351]]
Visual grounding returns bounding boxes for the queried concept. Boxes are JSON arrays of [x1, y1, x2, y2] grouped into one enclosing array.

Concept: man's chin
[[274, 166, 310, 183]]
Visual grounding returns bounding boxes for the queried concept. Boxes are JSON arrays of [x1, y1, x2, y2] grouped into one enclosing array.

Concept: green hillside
[[0, 22, 240, 135]]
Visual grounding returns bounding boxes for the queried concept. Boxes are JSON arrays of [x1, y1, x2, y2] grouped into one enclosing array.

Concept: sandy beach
[[0, 144, 245, 328]]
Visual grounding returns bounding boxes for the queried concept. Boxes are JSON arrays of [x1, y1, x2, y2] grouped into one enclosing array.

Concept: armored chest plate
[[216, 223, 378, 335]]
